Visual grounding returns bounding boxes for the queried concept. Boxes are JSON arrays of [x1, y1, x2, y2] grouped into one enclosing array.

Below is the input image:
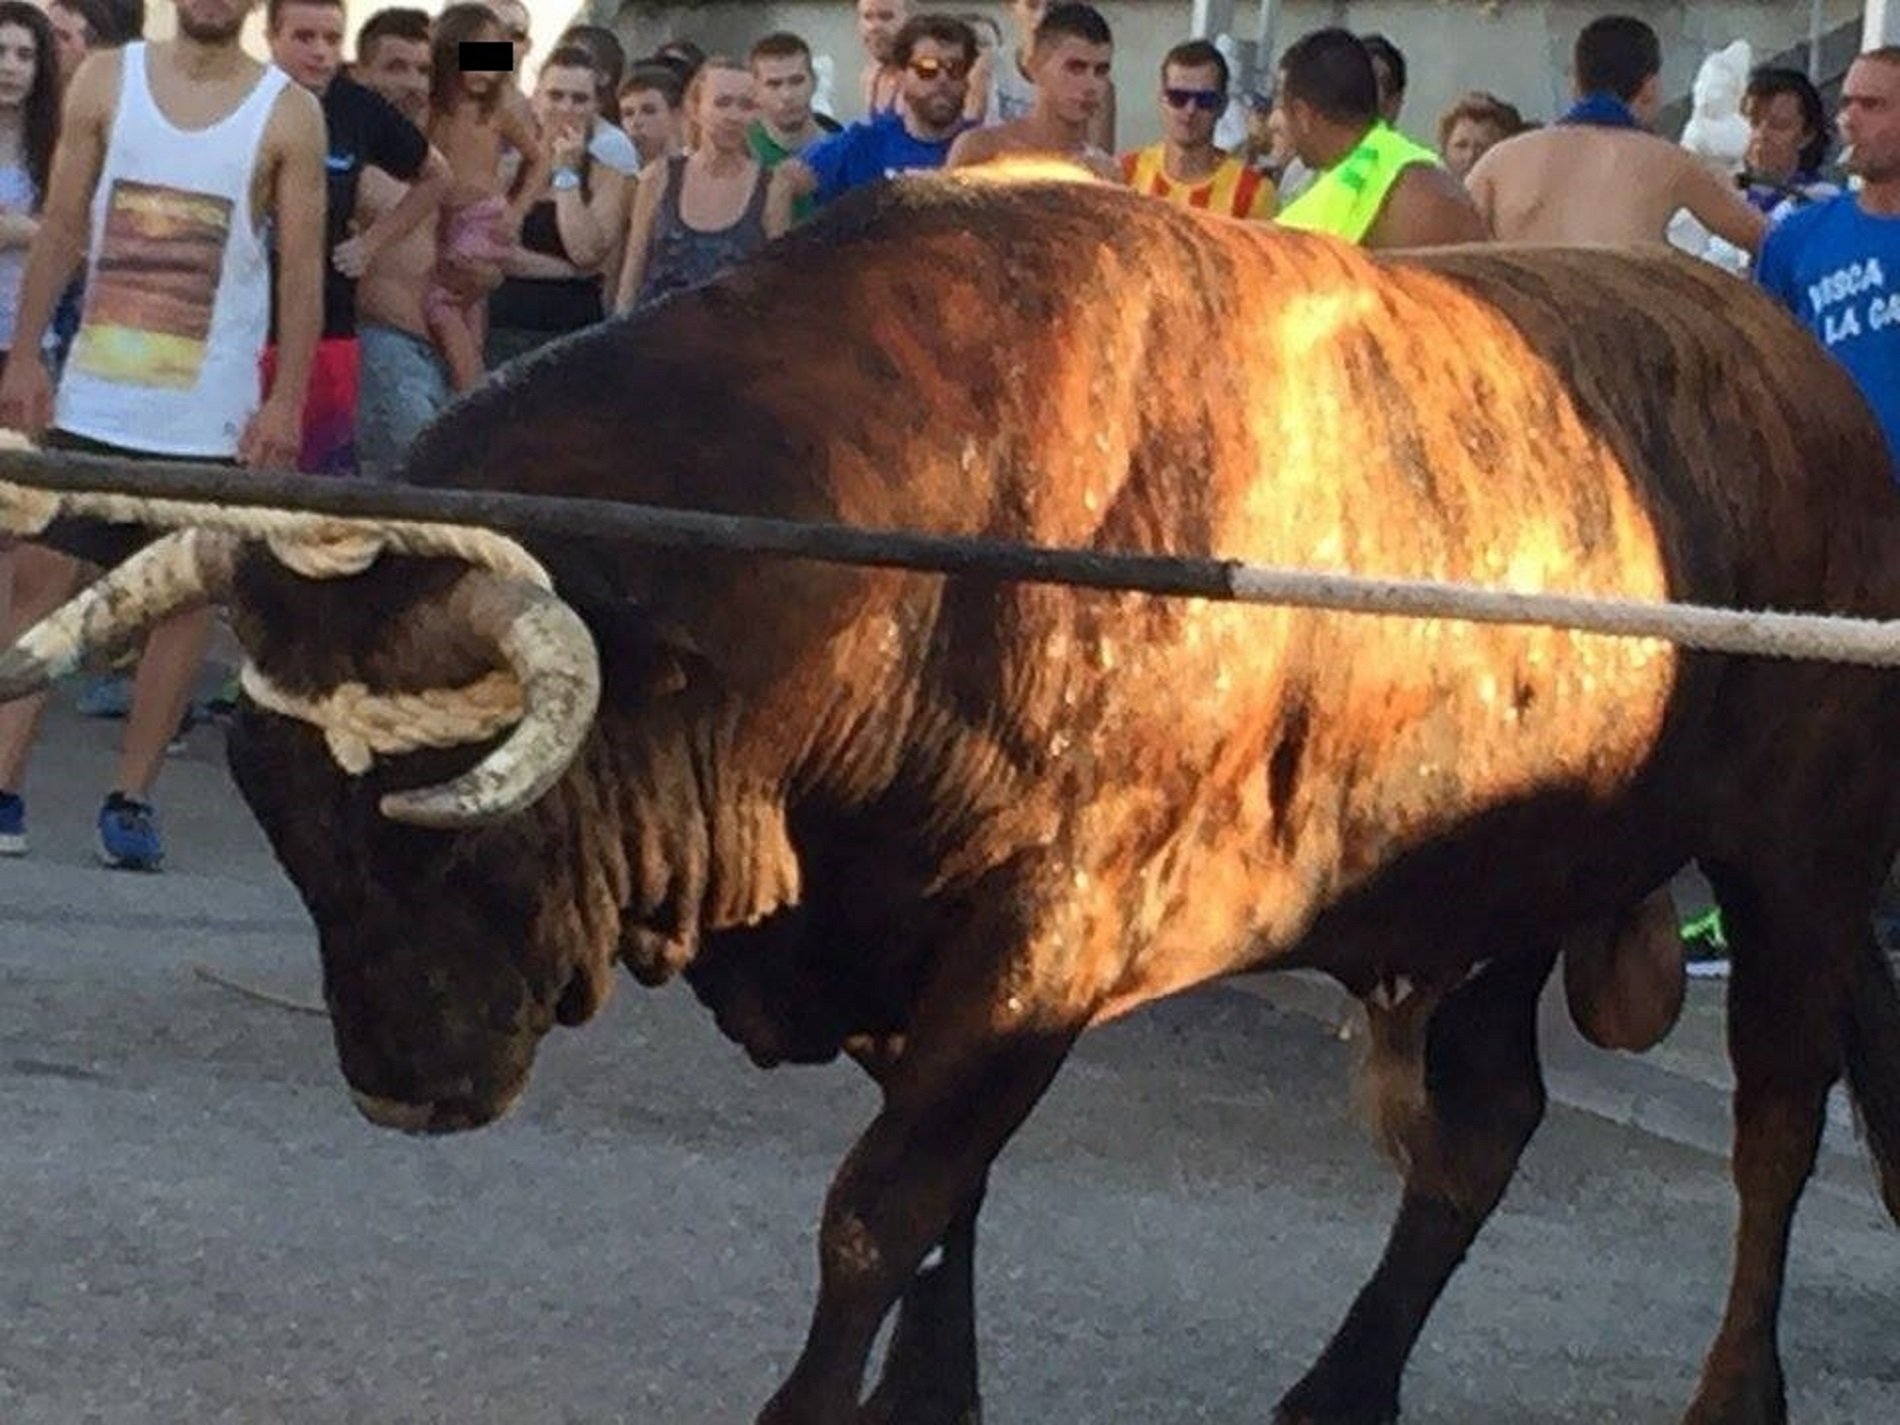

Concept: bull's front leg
[[756, 884, 1083, 1425], [1276, 944, 1558, 1425], [857, 1176, 988, 1425]]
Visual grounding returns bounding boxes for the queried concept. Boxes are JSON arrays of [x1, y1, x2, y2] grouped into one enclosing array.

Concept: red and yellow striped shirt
[[1119, 145, 1278, 221]]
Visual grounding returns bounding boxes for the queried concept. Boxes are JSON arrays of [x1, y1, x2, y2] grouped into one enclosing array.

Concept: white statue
[[1668, 39, 1753, 271]]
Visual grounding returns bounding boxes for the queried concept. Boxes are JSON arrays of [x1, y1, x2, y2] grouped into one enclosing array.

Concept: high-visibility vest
[[1277, 121, 1441, 244]]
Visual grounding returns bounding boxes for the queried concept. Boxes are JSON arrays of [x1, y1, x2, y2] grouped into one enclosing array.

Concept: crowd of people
[[0, 0, 1891, 916]]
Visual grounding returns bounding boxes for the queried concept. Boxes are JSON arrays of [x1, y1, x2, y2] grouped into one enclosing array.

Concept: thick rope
[[0, 478, 551, 586], [238, 664, 524, 772]]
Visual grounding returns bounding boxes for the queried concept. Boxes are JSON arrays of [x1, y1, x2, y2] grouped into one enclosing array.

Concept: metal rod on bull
[[4, 447, 1900, 668]]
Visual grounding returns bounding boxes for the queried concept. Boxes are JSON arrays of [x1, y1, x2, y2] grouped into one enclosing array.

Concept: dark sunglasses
[[909, 57, 970, 82], [1163, 87, 1224, 113]]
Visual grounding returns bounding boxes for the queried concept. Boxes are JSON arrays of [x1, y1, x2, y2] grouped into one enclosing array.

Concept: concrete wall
[[601, 0, 1869, 149]]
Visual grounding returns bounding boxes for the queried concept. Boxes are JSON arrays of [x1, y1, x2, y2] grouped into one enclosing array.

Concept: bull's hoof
[[1682, 1367, 1787, 1425], [857, 1393, 980, 1425], [1273, 1378, 1399, 1425]]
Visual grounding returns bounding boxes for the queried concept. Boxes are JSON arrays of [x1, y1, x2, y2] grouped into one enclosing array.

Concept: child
[[424, 4, 548, 390]]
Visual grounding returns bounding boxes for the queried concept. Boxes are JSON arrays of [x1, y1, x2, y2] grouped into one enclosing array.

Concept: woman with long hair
[[1741, 66, 1838, 223], [0, 0, 59, 371], [614, 57, 790, 312]]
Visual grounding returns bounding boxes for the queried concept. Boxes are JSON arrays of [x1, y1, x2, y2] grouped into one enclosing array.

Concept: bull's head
[[0, 527, 617, 1134]]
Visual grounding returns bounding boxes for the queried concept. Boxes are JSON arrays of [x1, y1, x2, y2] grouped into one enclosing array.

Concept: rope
[[238, 664, 524, 773], [189, 962, 328, 1018], [0, 477, 552, 587]]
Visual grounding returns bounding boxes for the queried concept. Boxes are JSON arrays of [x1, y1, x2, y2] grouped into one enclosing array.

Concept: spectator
[[490, 0, 531, 76], [992, 0, 1114, 149], [1360, 32, 1405, 126], [653, 39, 706, 91], [619, 62, 684, 168], [1742, 66, 1838, 221], [1274, 28, 1483, 248], [1436, 91, 1527, 182], [1467, 15, 1765, 253], [961, 10, 1002, 122], [748, 32, 838, 225], [1121, 38, 1276, 220], [0, 0, 59, 377], [947, 2, 1116, 177], [557, 23, 640, 178], [352, 6, 502, 476], [45, 0, 139, 89], [353, 5, 429, 123], [264, 0, 445, 475], [615, 57, 790, 312], [857, 0, 905, 117], [1756, 47, 1900, 474], [0, 0, 325, 869], [423, 2, 546, 391], [779, 16, 979, 209], [483, 44, 629, 363]]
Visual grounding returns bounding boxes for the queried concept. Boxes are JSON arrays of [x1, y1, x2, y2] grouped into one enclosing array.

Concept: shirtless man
[[1466, 14, 1766, 253], [945, 1, 1118, 180], [351, 4, 499, 477], [1274, 28, 1483, 249]]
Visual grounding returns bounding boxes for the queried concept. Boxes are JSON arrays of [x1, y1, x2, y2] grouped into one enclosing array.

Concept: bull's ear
[[568, 599, 713, 705]]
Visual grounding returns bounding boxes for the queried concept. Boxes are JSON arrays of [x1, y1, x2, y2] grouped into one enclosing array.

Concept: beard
[[176, 8, 247, 43]]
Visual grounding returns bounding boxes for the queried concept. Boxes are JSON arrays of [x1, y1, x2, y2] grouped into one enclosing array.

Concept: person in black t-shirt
[[264, 0, 445, 473]]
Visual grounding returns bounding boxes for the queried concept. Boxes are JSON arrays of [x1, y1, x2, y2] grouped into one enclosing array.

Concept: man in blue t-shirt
[[1756, 48, 1900, 474], [781, 14, 978, 210]]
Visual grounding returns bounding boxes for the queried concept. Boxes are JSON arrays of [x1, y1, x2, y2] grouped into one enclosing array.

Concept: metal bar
[[7, 447, 1900, 667], [1869, 0, 1896, 49]]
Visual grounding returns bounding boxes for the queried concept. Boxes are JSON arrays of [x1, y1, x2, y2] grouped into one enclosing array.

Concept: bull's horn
[[0, 528, 236, 702], [378, 572, 601, 827]]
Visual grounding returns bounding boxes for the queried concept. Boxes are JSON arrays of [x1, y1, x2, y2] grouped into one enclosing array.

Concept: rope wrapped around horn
[[0, 476, 601, 826]]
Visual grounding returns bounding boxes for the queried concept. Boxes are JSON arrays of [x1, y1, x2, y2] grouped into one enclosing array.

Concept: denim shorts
[[355, 323, 451, 480]]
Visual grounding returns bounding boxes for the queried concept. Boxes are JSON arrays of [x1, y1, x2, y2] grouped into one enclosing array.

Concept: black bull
[[21, 174, 1900, 1423]]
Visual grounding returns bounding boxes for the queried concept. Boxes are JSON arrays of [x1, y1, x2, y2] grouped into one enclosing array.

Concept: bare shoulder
[[948, 126, 1001, 167], [264, 76, 325, 151], [63, 48, 124, 127]]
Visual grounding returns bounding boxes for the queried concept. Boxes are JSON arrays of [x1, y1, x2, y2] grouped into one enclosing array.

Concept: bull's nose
[[350, 1089, 437, 1133]]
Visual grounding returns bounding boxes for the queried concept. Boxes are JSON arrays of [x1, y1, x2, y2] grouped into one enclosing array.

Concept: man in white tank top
[[0, 0, 325, 871]]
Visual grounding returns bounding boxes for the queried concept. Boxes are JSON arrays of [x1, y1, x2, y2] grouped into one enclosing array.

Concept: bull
[[6, 170, 1899, 1425]]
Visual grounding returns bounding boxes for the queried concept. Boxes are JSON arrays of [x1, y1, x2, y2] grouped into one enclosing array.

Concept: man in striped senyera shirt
[[1120, 39, 1276, 221]]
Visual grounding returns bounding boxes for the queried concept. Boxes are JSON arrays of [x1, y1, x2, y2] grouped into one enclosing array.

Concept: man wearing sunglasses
[[1275, 27, 1483, 249], [1122, 39, 1276, 220], [779, 15, 978, 208], [945, 1, 1117, 179]]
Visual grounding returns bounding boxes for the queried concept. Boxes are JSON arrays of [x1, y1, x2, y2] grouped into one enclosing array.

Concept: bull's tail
[[1841, 935, 1900, 1224]]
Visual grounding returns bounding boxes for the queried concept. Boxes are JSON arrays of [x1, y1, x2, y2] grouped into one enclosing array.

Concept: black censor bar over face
[[458, 40, 514, 72]]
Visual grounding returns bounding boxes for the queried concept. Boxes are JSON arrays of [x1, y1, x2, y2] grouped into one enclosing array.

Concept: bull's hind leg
[[857, 1176, 987, 1425], [1275, 945, 1558, 1425], [1683, 867, 1848, 1425]]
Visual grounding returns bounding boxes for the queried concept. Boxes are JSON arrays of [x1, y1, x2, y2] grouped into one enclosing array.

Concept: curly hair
[[1436, 91, 1528, 153]]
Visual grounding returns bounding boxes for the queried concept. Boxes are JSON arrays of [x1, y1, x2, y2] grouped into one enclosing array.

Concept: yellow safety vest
[[1277, 122, 1441, 244]]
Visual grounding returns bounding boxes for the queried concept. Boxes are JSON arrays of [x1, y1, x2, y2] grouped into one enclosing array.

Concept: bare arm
[[502, 245, 586, 279], [612, 161, 669, 313], [777, 157, 818, 201], [498, 99, 550, 233], [1365, 164, 1489, 250], [0, 212, 37, 249], [336, 148, 448, 276], [246, 83, 327, 468], [763, 164, 795, 239], [553, 166, 628, 273], [1675, 155, 1769, 256]]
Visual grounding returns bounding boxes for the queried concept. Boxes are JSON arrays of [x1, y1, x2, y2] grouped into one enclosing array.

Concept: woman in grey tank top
[[615, 59, 791, 311]]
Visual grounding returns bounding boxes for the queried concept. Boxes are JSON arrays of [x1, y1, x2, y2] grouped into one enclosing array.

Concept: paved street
[[0, 682, 1895, 1424]]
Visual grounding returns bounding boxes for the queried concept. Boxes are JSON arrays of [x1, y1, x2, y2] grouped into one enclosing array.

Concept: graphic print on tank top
[[71, 178, 233, 389]]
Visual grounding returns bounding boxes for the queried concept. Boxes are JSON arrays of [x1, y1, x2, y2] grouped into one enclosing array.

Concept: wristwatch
[[551, 167, 581, 191]]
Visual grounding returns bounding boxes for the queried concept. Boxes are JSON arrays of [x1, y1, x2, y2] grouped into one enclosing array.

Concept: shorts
[[32, 428, 239, 570], [355, 323, 451, 479], [258, 335, 359, 476]]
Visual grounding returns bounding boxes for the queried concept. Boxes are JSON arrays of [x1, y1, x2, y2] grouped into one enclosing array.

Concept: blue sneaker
[[97, 793, 163, 871], [0, 791, 24, 857]]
